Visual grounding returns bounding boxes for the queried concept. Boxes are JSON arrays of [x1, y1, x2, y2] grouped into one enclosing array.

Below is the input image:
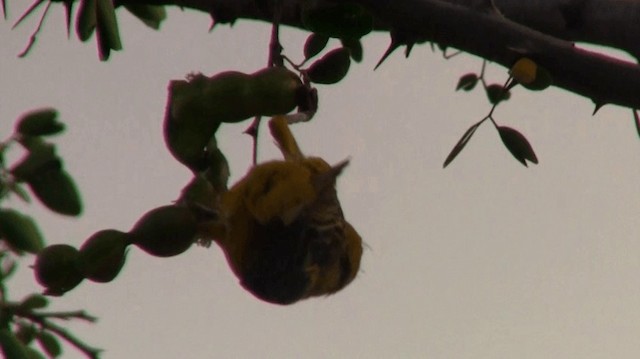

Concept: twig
[[17, 310, 102, 358], [31, 310, 98, 322], [34, 318, 103, 359], [245, 0, 285, 165]]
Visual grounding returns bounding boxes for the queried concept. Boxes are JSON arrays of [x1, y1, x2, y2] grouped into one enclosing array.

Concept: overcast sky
[[3, 4, 640, 359]]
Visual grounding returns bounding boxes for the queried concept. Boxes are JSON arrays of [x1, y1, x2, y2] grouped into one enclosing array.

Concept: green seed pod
[[34, 244, 84, 296], [200, 71, 256, 123], [129, 205, 198, 257], [96, 0, 122, 61], [77, 229, 130, 283], [164, 75, 223, 171], [164, 67, 303, 171], [248, 67, 304, 118], [306, 48, 351, 84]]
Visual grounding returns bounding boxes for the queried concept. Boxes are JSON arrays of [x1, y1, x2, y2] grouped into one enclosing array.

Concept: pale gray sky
[[2, 5, 640, 359]]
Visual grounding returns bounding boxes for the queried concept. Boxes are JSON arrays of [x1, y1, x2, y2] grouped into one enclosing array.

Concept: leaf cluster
[[0, 110, 100, 359]]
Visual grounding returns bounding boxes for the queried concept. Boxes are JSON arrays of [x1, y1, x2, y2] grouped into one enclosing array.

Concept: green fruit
[[77, 229, 129, 283], [129, 205, 198, 257], [34, 244, 84, 296]]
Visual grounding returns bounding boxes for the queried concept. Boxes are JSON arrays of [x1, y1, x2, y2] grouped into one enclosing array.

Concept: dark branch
[[114, 0, 640, 110]]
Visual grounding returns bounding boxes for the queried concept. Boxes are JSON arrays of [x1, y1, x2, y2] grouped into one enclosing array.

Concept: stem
[[35, 318, 102, 359], [31, 310, 97, 322], [17, 310, 101, 359], [244, 117, 261, 165], [246, 0, 284, 165]]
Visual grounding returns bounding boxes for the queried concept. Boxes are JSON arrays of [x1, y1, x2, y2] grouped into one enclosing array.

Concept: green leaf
[[302, 2, 373, 39], [63, 0, 74, 38], [497, 126, 538, 166], [306, 47, 351, 84], [1, 259, 17, 280], [16, 108, 64, 136], [486, 84, 510, 104], [15, 324, 37, 345], [10, 140, 60, 182], [304, 33, 329, 60], [340, 38, 363, 63], [456, 73, 478, 91], [0, 329, 29, 359], [27, 168, 82, 216], [76, 0, 97, 42], [15, 108, 64, 136], [24, 346, 46, 359], [19, 294, 49, 310], [96, 0, 122, 60], [124, 4, 166, 30], [443, 122, 482, 168], [9, 183, 31, 203], [0, 208, 45, 254], [36, 331, 61, 358]]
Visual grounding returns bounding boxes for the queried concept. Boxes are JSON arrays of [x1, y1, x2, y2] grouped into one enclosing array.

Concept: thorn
[[12, 0, 44, 30], [374, 37, 401, 70], [64, 0, 73, 38], [405, 43, 414, 58], [592, 101, 605, 115], [633, 109, 640, 140]]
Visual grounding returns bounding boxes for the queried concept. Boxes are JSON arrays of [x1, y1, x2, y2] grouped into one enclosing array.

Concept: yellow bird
[[213, 116, 362, 304]]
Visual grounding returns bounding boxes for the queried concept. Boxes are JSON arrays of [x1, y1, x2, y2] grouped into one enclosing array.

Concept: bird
[[211, 115, 363, 304]]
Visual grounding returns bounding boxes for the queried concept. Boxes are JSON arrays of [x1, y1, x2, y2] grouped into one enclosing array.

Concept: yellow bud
[[510, 57, 538, 84]]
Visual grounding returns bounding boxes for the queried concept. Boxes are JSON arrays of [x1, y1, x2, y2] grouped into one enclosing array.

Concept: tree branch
[[492, 0, 640, 60], [354, 0, 640, 109], [107, 0, 640, 109]]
